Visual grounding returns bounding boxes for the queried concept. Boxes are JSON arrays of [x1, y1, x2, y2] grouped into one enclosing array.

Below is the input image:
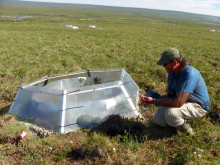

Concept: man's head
[[157, 48, 182, 73], [157, 48, 181, 65]]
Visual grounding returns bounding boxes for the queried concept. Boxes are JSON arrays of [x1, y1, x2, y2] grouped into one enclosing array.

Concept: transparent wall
[[63, 86, 135, 133], [121, 70, 139, 108], [44, 77, 114, 91], [23, 86, 63, 95], [9, 68, 139, 133], [22, 76, 48, 87], [65, 81, 120, 94], [47, 71, 88, 85], [89, 68, 122, 82], [9, 88, 62, 131]]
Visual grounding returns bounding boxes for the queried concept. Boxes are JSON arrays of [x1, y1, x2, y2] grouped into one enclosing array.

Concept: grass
[[0, 5, 220, 164]]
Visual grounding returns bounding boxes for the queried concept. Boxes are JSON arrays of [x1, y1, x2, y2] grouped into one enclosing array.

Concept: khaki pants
[[152, 102, 207, 127]]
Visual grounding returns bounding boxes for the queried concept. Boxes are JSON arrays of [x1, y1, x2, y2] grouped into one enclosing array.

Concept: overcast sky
[[20, 0, 220, 17]]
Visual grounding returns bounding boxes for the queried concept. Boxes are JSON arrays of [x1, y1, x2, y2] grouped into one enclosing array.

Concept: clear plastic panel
[[9, 101, 31, 117], [10, 88, 62, 131], [89, 68, 122, 82], [90, 72, 121, 82], [61, 78, 79, 90], [66, 81, 120, 94], [48, 70, 88, 78], [64, 86, 136, 132], [121, 71, 139, 107], [33, 81, 47, 87], [15, 88, 35, 103], [120, 68, 126, 81], [22, 86, 63, 95], [121, 70, 131, 84], [21, 68, 123, 88], [21, 76, 48, 87], [63, 124, 81, 133], [44, 77, 100, 90], [123, 82, 139, 107], [45, 77, 80, 90], [88, 68, 123, 72], [22, 86, 40, 92], [38, 86, 62, 95], [47, 71, 88, 84]]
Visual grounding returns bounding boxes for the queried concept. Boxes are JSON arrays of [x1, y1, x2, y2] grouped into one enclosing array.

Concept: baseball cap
[[157, 48, 180, 65]]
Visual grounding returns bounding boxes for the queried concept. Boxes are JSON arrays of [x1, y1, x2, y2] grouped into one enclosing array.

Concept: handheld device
[[145, 90, 160, 98]]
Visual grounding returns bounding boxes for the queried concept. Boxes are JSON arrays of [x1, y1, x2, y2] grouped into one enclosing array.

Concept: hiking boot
[[177, 123, 194, 136]]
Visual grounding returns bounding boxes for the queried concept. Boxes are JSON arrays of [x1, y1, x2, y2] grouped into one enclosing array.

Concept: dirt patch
[[207, 110, 220, 124], [91, 114, 149, 141], [0, 135, 21, 145], [0, 104, 11, 116]]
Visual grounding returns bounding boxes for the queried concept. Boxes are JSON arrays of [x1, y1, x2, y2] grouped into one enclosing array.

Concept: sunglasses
[[163, 61, 173, 67]]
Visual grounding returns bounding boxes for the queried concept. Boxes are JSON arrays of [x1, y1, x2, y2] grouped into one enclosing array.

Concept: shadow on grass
[[207, 110, 220, 124], [90, 115, 177, 141], [0, 104, 11, 116], [68, 115, 177, 162]]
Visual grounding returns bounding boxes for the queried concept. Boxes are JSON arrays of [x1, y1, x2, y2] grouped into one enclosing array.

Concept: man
[[140, 48, 210, 135]]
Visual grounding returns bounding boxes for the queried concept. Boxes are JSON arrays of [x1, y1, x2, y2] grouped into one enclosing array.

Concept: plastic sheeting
[[65, 25, 79, 29], [9, 68, 139, 133]]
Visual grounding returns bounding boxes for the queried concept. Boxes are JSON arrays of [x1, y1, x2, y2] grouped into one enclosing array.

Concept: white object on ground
[[21, 131, 27, 138]]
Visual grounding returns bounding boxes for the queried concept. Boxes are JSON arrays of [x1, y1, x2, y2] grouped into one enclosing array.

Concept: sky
[[20, 0, 220, 17]]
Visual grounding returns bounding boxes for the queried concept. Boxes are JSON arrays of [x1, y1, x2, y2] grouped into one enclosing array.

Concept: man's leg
[[164, 102, 207, 135], [152, 107, 169, 127]]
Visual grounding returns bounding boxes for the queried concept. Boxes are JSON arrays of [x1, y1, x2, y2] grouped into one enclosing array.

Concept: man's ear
[[173, 60, 178, 66]]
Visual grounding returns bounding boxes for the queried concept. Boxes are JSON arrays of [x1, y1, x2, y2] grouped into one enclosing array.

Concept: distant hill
[[1, 0, 220, 25]]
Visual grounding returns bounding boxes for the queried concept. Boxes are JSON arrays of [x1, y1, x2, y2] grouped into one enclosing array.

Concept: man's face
[[163, 60, 174, 73]]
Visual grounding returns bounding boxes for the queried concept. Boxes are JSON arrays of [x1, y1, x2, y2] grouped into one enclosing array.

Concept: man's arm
[[140, 92, 190, 107], [167, 91, 175, 97]]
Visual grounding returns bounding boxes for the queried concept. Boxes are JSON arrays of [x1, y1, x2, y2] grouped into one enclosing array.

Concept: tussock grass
[[0, 5, 220, 164]]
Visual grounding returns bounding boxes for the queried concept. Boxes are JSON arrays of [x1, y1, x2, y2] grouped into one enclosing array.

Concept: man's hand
[[140, 95, 153, 104]]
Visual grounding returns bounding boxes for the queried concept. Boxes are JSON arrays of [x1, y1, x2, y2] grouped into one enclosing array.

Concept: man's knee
[[152, 115, 159, 125], [152, 107, 168, 127], [164, 107, 184, 127], [152, 117, 168, 127]]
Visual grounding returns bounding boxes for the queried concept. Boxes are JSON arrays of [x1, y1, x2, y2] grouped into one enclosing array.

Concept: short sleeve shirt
[[167, 65, 210, 110]]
